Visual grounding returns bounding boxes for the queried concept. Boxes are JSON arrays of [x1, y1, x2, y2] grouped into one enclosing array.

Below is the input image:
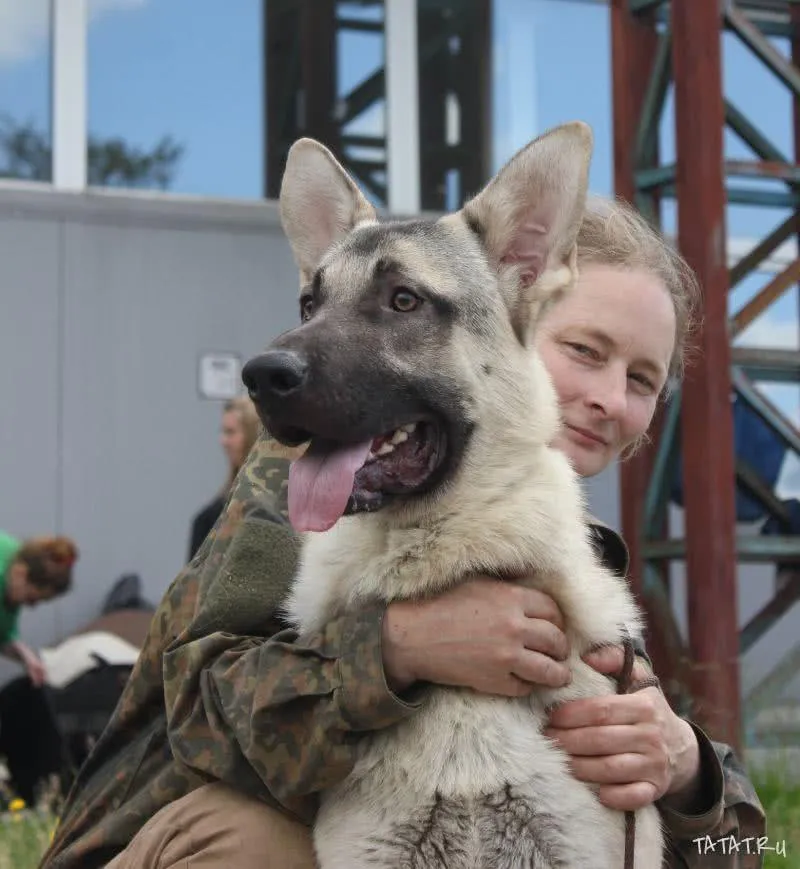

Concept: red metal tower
[[612, 0, 800, 753]]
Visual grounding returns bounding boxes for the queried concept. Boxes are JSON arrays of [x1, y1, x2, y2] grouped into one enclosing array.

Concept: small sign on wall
[[198, 352, 241, 400]]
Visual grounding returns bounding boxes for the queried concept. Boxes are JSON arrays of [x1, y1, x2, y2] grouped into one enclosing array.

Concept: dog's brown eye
[[391, 288, 420, 313], [300, 297, 314, 322]]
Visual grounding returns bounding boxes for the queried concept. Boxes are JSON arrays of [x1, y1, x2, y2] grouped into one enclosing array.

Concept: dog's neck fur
[[287, 345, 605, 638]]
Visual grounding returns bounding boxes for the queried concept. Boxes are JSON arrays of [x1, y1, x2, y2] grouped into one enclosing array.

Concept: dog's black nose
[[242, 350, 309, 401]]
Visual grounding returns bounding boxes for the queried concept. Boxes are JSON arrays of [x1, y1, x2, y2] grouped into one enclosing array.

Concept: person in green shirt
[[0, 532, 79, 685]]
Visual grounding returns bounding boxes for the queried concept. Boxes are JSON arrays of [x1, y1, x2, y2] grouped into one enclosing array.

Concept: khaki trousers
[[105, 783, 317, 869]]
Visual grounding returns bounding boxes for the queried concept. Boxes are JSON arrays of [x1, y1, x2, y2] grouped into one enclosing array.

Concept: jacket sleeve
[[162, 443, 424, 824], [658, 727, 768, 868], [630, 643, 767, 868]]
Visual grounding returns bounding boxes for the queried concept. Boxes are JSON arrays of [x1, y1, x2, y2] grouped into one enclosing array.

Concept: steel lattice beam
[[672, 0, 741, 750], [264, 0, 491, 210], [612, 0, 800, 752], [610, 0, 696, 716]]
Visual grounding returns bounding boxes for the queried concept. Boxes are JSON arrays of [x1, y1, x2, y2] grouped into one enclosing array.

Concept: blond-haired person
[[188, 395, 261, 560]]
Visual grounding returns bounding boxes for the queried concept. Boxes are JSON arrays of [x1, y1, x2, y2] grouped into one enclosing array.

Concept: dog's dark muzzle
[[242, 326, 411, 446], [241, 349, 309, 403], [241, 346, 319, 445], [242, 327, 473, 527]]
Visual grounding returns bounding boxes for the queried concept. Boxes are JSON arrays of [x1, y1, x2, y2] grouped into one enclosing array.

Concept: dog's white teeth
[[368, 426, 414, 461]]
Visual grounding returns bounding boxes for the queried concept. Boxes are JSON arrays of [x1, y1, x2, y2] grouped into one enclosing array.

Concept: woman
[[0, 532, 79, 804], [0, 531, 78, 685], [188, 394, 261, 560], [534, 197, 711, 816], [45, 197, 764, 869]]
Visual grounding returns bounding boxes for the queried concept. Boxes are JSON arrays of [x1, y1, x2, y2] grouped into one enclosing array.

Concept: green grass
[[0, 809, 55, 869], [0, 773, 798, 869], [752, 768, 800, 869]]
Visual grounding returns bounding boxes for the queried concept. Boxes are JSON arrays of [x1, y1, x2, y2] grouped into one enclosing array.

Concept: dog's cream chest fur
[[284, 449, 664, 868]]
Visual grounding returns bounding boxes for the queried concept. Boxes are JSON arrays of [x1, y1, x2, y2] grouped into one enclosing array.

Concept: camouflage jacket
[[40, 437, 766, 869]]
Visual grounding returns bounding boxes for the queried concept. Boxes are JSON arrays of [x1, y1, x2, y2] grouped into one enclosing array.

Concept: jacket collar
[[587, 515, 630, 578]]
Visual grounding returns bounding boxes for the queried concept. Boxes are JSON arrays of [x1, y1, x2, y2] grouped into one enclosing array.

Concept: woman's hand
[[18, 643, 47, 687], [2, 640, 48, 687], [382, 577, 572, 697], [544, 644, 702, 812]]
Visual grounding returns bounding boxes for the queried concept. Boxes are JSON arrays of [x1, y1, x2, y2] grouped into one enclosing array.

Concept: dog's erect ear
[[460, 121, 593, 344], [279, 138, 377, 285]]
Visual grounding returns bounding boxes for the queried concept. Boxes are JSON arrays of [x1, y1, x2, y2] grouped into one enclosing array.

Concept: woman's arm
[[1, 639, 46, 686]]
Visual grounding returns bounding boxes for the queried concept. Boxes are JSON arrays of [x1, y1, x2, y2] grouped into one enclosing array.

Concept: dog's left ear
[[459, 121, 593, 344], [279, 138, 377, 285]]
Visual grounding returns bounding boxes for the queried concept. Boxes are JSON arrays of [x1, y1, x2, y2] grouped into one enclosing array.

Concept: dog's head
[[243, 123, 593, 532]]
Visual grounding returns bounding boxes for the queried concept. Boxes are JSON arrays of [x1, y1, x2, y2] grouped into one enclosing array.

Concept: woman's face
[[220, 410, 248, 470], [535, 263, 676, 478], [6, 563, 56, 608]]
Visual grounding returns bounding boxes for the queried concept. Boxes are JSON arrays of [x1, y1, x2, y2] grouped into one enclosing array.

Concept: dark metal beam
[[634, 27, 672, 170], [725, 159, 800, 182], [639, 160, 800, 194], [640, 564, 693, 714], [732, 346, 800, 383], [337, 16, 383, 32], [642, 536, 800, 563], [735, 458, 793, 528], [740, 572, 800, 655], [731, 258, 800, 336], [264, 0, 299, 198], [725, 99, 789, 165], [629, 0, 667, 12], [339, 70, 385, 127], [672, 0, 742, 750], [416, 0, 492, 212], [642, 394, 682, 538], [647, 183, 800, 208], [733, 367, 800, 458], [611, 0, 682, 699], [791, 0, 800, 375], [264, 0, 338, 198], [725, 5, 800, 100], [729, 213, 800, 288]]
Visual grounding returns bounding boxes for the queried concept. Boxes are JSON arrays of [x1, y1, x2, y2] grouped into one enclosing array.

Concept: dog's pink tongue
[[289, 439, 372, 532]]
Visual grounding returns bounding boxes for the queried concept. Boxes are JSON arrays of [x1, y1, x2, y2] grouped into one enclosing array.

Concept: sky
[[1, 0, 799, 494]]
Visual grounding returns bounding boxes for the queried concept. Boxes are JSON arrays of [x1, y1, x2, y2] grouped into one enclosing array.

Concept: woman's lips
[[567, 424, 609, 447]]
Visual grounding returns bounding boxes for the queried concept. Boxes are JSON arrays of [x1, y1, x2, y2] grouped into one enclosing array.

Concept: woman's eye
[[566, 341, 597, 359], [629, 372, 655, 392], [391, 288, 421, 313]]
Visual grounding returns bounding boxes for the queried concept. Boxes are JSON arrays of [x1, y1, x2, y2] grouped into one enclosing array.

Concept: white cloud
[[776, 452, 800, 500], [734, 314, 799, 350], [0, 0, 147, 66], [88, 0, 147, 15], [0, 0, 50, 64]]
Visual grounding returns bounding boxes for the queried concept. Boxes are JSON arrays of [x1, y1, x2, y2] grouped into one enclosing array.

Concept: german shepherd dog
[[242, 123, 664, 868]]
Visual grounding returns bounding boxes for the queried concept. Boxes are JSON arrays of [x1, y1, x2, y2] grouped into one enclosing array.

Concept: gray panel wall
[[0, 184, 299, 682]]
